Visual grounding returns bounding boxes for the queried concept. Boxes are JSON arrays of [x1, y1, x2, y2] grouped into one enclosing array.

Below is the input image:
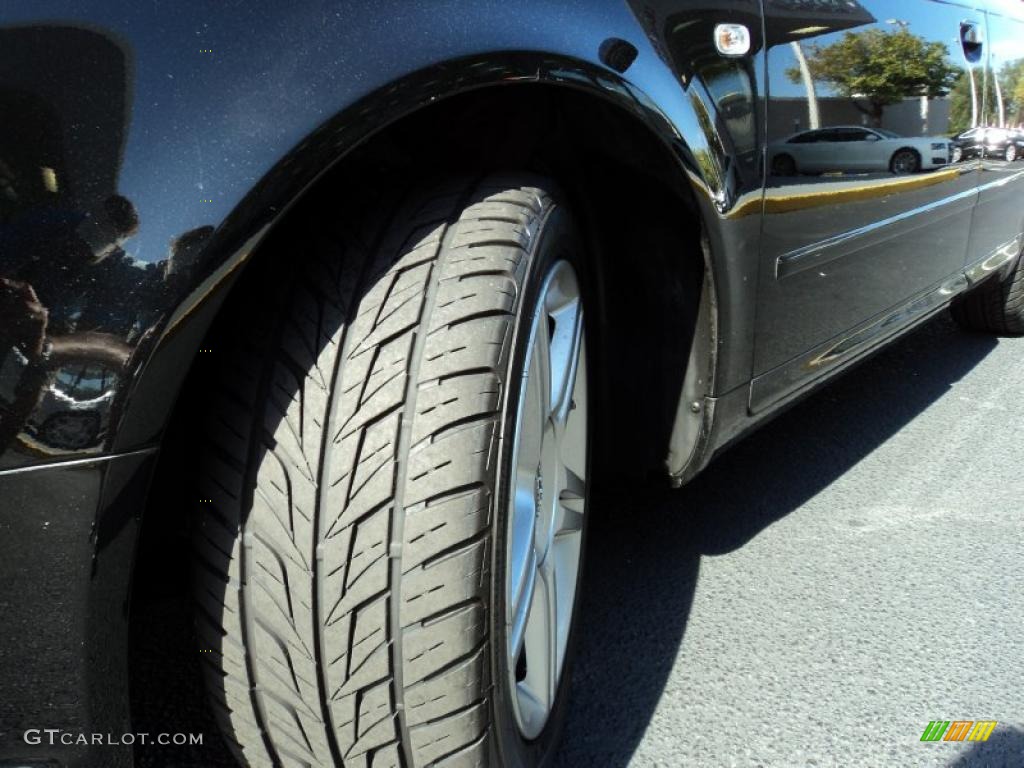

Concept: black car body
[[2, 1, 1023, 766], [952, 126, 1024, 162]]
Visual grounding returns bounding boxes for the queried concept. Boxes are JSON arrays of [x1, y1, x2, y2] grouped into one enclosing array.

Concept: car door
[[778, 129, 827, 172], [964, 2, 1024, 269], [837, 127, 883, 170], [752, 0, 983, 410], [799, 128, 840, 171]]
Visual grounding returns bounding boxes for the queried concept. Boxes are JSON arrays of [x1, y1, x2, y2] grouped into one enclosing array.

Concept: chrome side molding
[[775, 188, 977, 281]]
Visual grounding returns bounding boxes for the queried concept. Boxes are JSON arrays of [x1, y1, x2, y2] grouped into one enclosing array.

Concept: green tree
[[1001, 60, 1024, 126], [788, 28, 960, 127], [948, 71, 992, 135], [947, 61, 1024, 135], [950, 60, 1024, 133]]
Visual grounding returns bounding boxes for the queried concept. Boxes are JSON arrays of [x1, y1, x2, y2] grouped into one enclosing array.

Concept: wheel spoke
[[555, 464, 586, 537], [540, 560, 559, 705], [530, 308, 553, 422], [508, 472, 537, 605], [520, 559, 558, 708], [519, 340, 546, 472], [508, 544, 537, 659], [559, 336, 587, 479], [555, 498, 584, 538], [514, 677, 549, 738], [550, 533, 581, 680], [547, 298, 583, 427]]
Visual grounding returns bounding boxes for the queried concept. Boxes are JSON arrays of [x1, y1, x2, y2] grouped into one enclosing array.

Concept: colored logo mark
[[920, 720, 997, 742]]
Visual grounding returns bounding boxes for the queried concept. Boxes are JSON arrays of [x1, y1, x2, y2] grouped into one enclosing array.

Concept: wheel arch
[[121, 56, 734, 492], [129, 68, 729, 671]]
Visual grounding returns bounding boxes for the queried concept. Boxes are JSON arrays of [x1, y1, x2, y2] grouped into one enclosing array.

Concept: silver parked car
[[770, 126, 951, 176]]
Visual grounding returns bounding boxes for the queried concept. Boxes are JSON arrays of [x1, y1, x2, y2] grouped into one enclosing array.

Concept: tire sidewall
[[489, 200, 592, 767]]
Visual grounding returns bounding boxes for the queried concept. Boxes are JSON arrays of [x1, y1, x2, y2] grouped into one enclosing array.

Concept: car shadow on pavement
[[554, 314, 1000, 766], [946, 724, 1024, 767]]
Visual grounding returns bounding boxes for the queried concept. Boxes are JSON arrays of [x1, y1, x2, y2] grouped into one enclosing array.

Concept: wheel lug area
[[532, 424, 563, 558]]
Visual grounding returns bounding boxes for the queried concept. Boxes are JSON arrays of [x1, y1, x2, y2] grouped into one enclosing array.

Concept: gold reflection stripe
[[15, 432, 105, 459], [726, 167, 962, 218], [157, 227, 265, 343]]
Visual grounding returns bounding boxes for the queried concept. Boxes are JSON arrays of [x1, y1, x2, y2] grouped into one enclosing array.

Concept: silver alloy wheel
[[892, 150, 918, 174], [505, 259, 587, 740], [1007, 144, 1017, 162]]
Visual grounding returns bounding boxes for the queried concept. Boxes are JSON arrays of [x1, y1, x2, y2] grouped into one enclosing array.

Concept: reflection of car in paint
[[770, 126, 952, 176], [951, 127, 1024, 163], [0, 331, 127, 454], [29, 363, 117, 450]]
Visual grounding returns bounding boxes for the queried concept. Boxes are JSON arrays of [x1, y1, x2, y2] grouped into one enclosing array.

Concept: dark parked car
[[2, 1, 1023, 767], [952, 126, 1024, 162]]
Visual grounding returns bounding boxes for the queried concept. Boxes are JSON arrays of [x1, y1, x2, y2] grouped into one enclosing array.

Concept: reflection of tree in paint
[[1000, 61, 1024, 127], [687, 89, 725, 199], [949, 71, 991, 135], [786, 28, 959, 127], [949, 60, 1024, 134]]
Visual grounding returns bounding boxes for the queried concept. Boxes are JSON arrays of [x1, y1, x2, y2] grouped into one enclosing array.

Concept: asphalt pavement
[[132, 311, 1024, 768], [557, 312, 1024, 768]]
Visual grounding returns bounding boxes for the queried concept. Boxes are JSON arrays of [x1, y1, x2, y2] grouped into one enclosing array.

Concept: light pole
[[790, 41, 820, 130], [993, 66, 1005, 127]]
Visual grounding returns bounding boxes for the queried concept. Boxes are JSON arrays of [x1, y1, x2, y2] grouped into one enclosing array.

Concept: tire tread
[[194, 175, 555, 767]]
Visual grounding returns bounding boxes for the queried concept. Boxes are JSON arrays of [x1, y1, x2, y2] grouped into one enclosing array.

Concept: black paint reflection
[[631, 0, 765, 215], [952, 126, 1024, 163], [0, 26, 211, 459], [754, 0, 983, 378], [966, 8, 1024, 271], [766, 3, 963, 179]]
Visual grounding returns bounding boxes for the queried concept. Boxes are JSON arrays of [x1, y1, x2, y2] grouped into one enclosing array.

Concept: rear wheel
[[951, 248, 1024, 335], [194, 175, 591, 767], [1006, 144, 1018, 162]]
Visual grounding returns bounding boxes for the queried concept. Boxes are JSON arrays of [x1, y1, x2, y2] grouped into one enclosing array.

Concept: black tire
[[890, 148, 920, 175], [193, 174, 590, 768], [37, 410, 101, 450], [951, 250, 1024, 335], [771, 153, 797, 176]]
